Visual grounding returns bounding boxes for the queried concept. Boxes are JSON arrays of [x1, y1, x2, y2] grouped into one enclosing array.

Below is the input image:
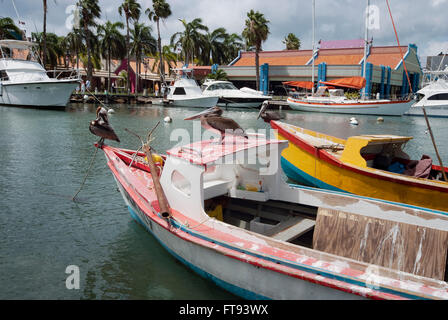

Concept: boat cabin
[[0, 40, 49, 84], [167, 68, 203, 97]]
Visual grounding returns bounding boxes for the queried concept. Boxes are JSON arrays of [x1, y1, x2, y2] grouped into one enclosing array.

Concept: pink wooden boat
[[100, 136, 448, 300]]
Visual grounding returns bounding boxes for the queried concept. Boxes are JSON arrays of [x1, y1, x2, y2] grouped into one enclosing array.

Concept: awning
[[318, 76, 366, 90], [282, 81, 314, 90]]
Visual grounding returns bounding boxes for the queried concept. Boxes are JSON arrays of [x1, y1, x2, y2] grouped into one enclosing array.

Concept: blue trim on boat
[[281, 157, 346, 193], [119, 175, 431, 300], [127, 206, 268, 300]]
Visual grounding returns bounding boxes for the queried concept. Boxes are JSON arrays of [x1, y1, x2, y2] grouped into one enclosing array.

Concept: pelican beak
[[184, 107, 218, 120], [257, 101, 269, 119]]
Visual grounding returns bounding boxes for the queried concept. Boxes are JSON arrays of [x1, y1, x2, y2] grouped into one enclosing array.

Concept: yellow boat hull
[[273, 121, 448, 212]]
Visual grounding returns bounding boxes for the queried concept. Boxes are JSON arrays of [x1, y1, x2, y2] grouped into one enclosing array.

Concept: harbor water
[[1, 103, 447, 299]]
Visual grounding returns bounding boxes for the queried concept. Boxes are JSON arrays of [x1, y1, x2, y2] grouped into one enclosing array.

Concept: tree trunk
[[43, 0, 47, 67], [126, 17, 130, 94], [255, 47, 260, 91], [157, 19, 164, 87], [84, 15, 93, 84], [108, 44, 111, 94]]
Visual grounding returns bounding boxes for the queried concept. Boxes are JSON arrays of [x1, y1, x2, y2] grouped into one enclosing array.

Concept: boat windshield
[[206, 82, 238, 91]]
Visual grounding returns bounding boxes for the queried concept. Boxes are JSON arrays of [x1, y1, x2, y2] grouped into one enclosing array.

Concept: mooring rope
[[72, 142, 100, 201]]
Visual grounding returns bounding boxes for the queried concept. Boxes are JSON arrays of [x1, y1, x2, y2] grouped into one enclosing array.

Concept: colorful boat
[[286, 78, 414, 116], [100, 135, 448, 299], [271, 120, 448, 212]]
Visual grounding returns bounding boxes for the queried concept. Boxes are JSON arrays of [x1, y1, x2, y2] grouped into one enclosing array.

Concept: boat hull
[[272, 121, 448, 212], [0, 80, 79, 108], [406, 105, 448, 118], [216, 97, 269, 108], [170, 96, 219, 108], [287, 97, 413, 116], [113, 172, 364, 300]]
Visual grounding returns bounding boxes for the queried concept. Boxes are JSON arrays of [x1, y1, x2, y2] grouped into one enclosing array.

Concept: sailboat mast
[[311, 0, 315, 95], [362, 0, 370, 99]]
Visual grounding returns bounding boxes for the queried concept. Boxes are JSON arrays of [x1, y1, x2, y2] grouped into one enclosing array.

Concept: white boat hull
[[287, 97, 414, 116], [116, 178, 362, 300], [0, 80, 78, 108], [405, 104, 448, 117], [170, 96, 219, 108]]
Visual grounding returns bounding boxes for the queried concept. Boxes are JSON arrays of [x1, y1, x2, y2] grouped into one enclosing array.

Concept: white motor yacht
[[0, 40, 80, 108], [406, 79, 448, 117], [166, 69, 218, 108], [201, 79, 272, 108]]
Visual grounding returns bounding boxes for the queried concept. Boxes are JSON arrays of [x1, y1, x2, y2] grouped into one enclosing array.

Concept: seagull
[[257, 101, 284, 123], [89, 106, 120, 145], [184, 106, 247, 142]]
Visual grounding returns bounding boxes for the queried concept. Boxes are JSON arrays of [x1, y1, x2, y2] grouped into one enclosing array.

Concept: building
[[221, 39, 423, 98]]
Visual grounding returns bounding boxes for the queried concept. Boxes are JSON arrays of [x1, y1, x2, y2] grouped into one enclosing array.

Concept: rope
[[72, 142, 100, 201], [84, 88, 111, 110], [385, 0, 413, 93]]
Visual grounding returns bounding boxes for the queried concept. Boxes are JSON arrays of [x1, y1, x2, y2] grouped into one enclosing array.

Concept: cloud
[[2, 0, 448, 57]]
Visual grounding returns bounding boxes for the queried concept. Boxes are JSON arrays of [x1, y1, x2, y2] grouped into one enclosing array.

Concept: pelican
[[184, 106, 247, 142], [89, 106, 120, 145], [257, 101, 284, 123]]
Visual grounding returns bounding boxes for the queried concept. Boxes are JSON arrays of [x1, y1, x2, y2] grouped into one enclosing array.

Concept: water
[[1, 103, 447, 300]]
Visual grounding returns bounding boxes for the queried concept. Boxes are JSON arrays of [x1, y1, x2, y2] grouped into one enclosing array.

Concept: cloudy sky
[[2, 0, 448, 59]]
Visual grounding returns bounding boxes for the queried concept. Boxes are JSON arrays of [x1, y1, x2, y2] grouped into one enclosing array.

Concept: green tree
[[79, 0, 101, 84], [97, 21, 126, 93], [146, 0, 172, 87], [0, 17, 21, 40], [130, 22, 157, 93], [32, 32, 64, 69], [149, 45, 178, 76], [170, 18, 208, 66], [283, 33, 301, 50], [223, 33, 244, 64], [201, 27, 228, 65], [65, 28, 85, 71], [118, 0, 141, 93], [242, 10, 270, 91], [205, 69, 228, 81]]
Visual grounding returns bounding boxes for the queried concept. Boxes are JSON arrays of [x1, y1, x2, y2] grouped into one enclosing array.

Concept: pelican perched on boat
[[89, 106, 120, 145], [257, 101, 284, 123], [184, 106, 247, 142]]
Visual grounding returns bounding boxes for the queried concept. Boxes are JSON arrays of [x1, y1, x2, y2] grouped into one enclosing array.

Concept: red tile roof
[[231, 45, 409, 69]]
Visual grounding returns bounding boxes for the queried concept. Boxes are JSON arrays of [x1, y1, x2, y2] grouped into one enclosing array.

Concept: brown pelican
[[257, 101, 284, 123], [89, 106, 120, 145], [184, 106, 247, 142]]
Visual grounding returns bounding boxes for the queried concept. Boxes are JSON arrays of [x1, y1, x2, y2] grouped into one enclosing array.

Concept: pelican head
[[184, 106, 222, 120], [257, 100, 269, 119]]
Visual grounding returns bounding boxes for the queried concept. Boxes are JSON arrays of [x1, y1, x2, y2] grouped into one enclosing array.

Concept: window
[[173, 87, 186, 95], [0, 70, 9, 81], [428, 93, 448, 101]]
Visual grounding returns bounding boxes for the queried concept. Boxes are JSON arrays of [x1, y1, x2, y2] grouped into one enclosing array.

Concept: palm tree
[[146, 0, 171, 87], [65, 29, 85, 71], [201, 27, 228, 65], [79, 0, 101, 84], [206, 69, 228, 81], [0, 17, 21, 40], [283, 33, 301, 50], [150, 45, 177, 75], [130, 22, 157, 94], [97, 21, 126, 93], [118, 0, 141, 93], [223, 33, 244, 64], [32, 32, 64, 69], [170, 18, 208, 66], [242, 10, 270, 91]]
